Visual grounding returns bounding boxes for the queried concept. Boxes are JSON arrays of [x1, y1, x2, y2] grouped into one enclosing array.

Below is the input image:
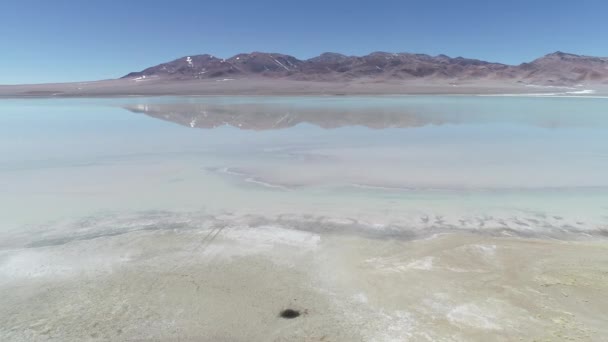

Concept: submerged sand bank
[[1, 218, 607, 341]]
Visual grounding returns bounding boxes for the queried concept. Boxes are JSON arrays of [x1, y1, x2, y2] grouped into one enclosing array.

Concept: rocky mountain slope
[[123, 51, 608, 86]]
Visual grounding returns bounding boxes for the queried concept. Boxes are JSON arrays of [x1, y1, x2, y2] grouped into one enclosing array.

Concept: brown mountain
[[122, 51, 608, 86], [518, 52, 608, 85]]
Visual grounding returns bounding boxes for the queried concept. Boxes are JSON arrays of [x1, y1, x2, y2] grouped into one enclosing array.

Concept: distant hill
[[123, 51, 608, 86], [3, 51, 608, 97]]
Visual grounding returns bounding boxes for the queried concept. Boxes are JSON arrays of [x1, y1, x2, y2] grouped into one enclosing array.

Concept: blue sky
[[1, 0, 606, 84]]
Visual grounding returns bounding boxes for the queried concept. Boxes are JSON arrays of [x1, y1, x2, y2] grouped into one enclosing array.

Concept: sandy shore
[[2, 78, 607, 97], [1, 216, 607, 341]]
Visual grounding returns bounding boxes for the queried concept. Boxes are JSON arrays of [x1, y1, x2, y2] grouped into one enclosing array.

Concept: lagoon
[[1, 96, 608, 341]]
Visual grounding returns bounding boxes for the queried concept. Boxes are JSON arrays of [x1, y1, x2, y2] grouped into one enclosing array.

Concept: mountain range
[[3, 51, 608, 97], [123, 51, 608, 86]]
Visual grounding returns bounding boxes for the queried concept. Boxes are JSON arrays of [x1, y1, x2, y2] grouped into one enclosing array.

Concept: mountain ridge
[[123, 51, 608, 86]]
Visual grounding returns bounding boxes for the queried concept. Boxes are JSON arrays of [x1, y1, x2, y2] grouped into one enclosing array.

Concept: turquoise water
[[1, 96, 607, 242]]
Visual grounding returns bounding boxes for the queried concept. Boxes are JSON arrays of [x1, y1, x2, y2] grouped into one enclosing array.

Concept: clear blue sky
[[1, 0, 606, 84]]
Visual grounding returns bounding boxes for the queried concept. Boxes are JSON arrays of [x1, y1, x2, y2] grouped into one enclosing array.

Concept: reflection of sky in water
[[1, 96, 607, 229]]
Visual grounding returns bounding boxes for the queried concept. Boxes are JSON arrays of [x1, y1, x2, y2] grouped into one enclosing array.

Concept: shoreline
[[3, 209, 607, 252], [2, 78, 607, 98], [2, 93, 608, 100]]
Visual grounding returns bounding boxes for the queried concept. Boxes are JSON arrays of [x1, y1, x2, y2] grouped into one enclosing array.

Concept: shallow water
[[1, 96, 607, 235], [1, 96, 608, 341]]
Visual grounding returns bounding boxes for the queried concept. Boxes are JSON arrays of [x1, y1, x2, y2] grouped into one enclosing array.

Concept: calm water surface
[[1, 96, 607, 240]]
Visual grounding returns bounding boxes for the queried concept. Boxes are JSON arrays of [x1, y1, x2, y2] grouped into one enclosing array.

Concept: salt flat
[[2, 216, 607, 341]]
